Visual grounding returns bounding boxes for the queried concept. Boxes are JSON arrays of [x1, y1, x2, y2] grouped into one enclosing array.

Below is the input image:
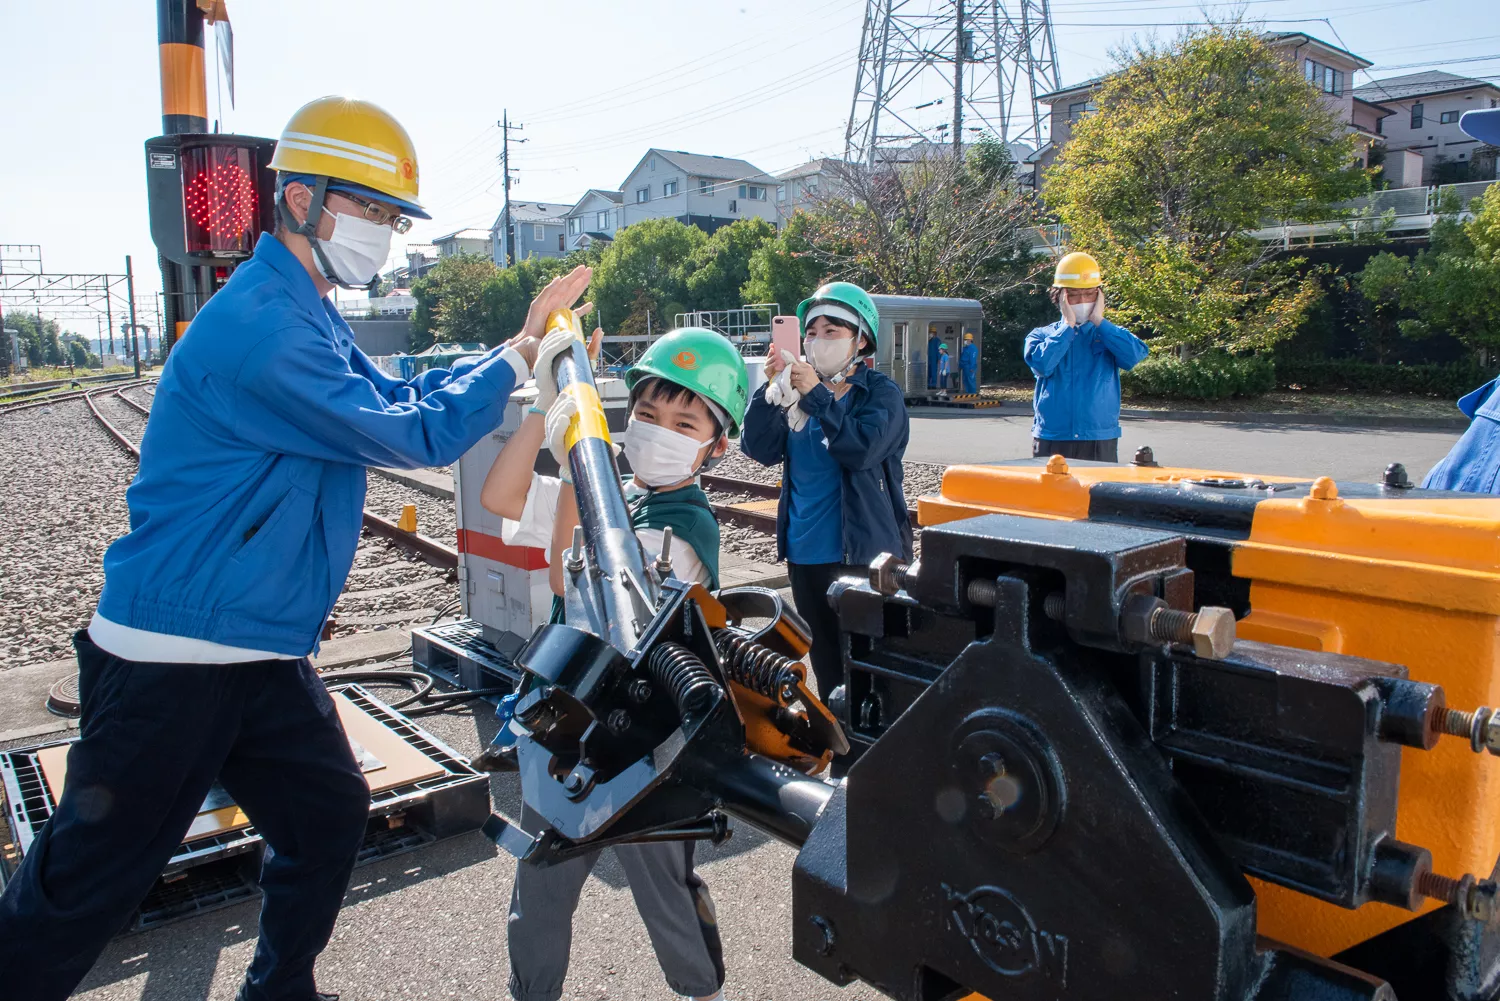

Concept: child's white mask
[[624, 417, 713, 488]]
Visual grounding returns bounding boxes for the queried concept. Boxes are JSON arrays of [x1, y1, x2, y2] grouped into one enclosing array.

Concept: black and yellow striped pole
[[547, 308, 659, 655], [157, 0, 208, 135]]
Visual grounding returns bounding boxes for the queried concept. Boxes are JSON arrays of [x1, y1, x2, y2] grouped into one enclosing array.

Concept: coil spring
[[646, 642, 721, 716], [713, 630, 802, 702]]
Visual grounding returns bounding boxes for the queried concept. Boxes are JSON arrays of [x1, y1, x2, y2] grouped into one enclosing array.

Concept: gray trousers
[[507, 824, 725, 1001]]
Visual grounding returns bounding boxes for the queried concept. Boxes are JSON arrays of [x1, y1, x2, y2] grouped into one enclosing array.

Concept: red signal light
[[181, 144, 261, 257]]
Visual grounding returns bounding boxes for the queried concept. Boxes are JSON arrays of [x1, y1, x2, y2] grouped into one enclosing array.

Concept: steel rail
[[0, 378, 156, 416], [83, 386, 141, 459]]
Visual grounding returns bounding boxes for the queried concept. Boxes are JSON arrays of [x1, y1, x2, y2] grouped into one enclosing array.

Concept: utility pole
[[497, 111, 526, 268], [953, 0, 965, 156], [126, 255, 141, 379]]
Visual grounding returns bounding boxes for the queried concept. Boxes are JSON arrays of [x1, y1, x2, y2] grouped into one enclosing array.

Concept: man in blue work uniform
[[0, 98, 586, 1001], [1024, 251, 1149, 463], [960, 331, 979, 394], [927, 327, 941, 389], [1423, 106, 1500, 492]]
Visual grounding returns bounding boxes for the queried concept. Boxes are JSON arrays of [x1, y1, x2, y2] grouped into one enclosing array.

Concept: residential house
[[775, 158, 844, 222], [432, 229, 492, 258], [564, 189, 625, 251], [491, 201, 569, 264], [1352, 71, 1500, 185], [1032, 33, 1380, 191], [616, 149, 780, 232]]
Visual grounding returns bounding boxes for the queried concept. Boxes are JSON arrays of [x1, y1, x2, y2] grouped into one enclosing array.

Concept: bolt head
[[1309, 476, 1339, 501], [1191, 606, 1236, 660], [607, 709, 631, 734], [869, 552, 906, 597], [1045, 454, 1069, 475], [563, 772, 584, 793]]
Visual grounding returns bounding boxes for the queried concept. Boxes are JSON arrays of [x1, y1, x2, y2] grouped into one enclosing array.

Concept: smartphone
[[770, 315, 801, 362]]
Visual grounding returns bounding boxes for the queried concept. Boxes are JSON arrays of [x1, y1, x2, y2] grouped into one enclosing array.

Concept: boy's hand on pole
[[544, 394, 579, 483], [533, 327, 580, 409]]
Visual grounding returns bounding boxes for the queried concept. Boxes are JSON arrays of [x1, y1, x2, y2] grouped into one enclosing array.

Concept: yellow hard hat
[[1053, 251, 1102, 289], [268, 96, 429, 218], [964, 332, 974, 341]]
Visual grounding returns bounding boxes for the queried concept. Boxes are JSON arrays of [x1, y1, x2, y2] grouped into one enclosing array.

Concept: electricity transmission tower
[[845, 0, 1060, 165]]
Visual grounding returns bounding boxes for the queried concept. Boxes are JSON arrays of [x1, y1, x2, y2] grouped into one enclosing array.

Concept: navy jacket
[[742, 366, 913, 566], [1423, 376, 1500, 492], [96, 233, 526, 656], [1024, 317, 1149, 441]]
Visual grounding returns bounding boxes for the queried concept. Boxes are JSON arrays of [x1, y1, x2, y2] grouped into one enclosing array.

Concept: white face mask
[[315, 205, 393, 289], [805, 335, 856, 380], [624, 417, 713, 488]]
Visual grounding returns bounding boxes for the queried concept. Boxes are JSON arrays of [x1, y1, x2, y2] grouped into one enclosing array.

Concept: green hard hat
[[626, 327, 750, 437], [797, 281, 880, 349]]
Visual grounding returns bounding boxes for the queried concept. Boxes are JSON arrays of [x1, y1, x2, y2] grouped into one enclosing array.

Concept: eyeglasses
[[331, 191, 413, 234]]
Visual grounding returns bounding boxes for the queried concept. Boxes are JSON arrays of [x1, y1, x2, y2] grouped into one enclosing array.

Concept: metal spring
[[713, 630, 802, 701], [646, 642, 721, 716]]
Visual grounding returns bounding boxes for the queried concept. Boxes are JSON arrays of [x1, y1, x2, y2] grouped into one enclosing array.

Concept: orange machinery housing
[[920, 455, 1500, 960]]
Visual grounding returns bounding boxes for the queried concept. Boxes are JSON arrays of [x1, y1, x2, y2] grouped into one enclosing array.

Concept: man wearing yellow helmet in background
[[0, 97, 589, 1001], [1023, 251, 1149, 463]]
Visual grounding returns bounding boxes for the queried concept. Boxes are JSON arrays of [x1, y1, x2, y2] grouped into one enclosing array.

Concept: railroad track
[[0, 371, 139, 405], [700, 472, 920, 534], [0, 377, 156, 417]]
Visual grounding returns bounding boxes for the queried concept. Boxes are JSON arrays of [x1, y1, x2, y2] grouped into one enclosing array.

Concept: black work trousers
[[0, 630, 370, 1001], [1032, 437, 1119, 463], [787, 562, 857, 699]]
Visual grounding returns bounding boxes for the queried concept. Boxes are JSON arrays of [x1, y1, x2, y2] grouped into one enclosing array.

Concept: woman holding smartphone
[[741, 282, 912, 707]]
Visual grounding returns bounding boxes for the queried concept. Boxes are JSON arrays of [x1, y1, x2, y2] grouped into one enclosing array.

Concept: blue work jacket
[[1423, 377, 1500, 493], [1023, 317, 1149, 441], [741, 366, 913, 565], [95, 233, 525, 657]]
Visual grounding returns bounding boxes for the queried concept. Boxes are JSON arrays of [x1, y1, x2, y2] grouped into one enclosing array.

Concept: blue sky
[[2, 0, 1497, 325]]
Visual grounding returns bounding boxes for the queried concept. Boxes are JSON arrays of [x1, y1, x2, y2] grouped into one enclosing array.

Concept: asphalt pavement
[[73, 698, 887, 1001], [903, 409, 1463, 483]]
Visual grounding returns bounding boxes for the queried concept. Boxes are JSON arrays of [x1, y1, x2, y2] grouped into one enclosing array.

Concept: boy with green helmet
[[478, 322, 747, 1001]]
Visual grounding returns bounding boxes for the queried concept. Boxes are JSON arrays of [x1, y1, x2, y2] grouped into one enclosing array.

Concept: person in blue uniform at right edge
[[1024, 251, 1149, 463], [960, 331, 979, 394], [1422, 106, 1500, 492]]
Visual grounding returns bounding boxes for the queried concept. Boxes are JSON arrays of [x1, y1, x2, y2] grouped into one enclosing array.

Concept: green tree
[[804, 137, 1039, 303], [1354, 252, 1412, 363], [591, 218, 705, 330], [1393, 187, 1500, 356], [4, 312, 70, 367], [683, 217, 777, 310], [409, 253, 500, 350], [742, 212, 831, 314], [1044, 24, 1368, 353]]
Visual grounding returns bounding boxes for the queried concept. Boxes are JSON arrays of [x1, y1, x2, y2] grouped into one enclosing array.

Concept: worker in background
[[1023, 251, 1149, 463], [1422, 106, 1500, 493], [744, 282, 912, 704], [927, 326, 941, 389], [0, 97, 585, 1001], [960, 331, 979, 394], [936, 341, 952, 393], [479, 326, 748, 1001]]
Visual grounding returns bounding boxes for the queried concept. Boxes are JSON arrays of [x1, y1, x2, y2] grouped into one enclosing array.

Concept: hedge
[[1273, 361, 1493, 397], [1120, 354, 1276, 401]]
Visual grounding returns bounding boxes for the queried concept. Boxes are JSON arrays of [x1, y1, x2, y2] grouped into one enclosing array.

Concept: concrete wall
[[346, 319, 412, 357]]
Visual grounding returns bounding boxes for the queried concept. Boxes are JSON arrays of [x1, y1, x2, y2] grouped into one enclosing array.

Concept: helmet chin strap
[[276, 176, 378, 295]]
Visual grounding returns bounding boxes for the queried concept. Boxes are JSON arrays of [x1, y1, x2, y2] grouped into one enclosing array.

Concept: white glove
[[544, 393, 578, 483], [764, 351, 809, 432], [532, 328, 580, 411], [1089, 291, 1106, 326]]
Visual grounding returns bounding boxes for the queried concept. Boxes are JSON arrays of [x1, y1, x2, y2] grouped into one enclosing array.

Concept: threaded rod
[[1043, 592, 1064, 621], [1149, 607, 1197, 644], [1418, 870, 1464, 904]]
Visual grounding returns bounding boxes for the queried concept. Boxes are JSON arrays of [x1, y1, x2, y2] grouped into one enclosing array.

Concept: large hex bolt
[[869, 553, 910, 597], [1132, 446, 1158, 467], [1383, 463, 1413, 489], [1150, 605, 1236, 659]]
